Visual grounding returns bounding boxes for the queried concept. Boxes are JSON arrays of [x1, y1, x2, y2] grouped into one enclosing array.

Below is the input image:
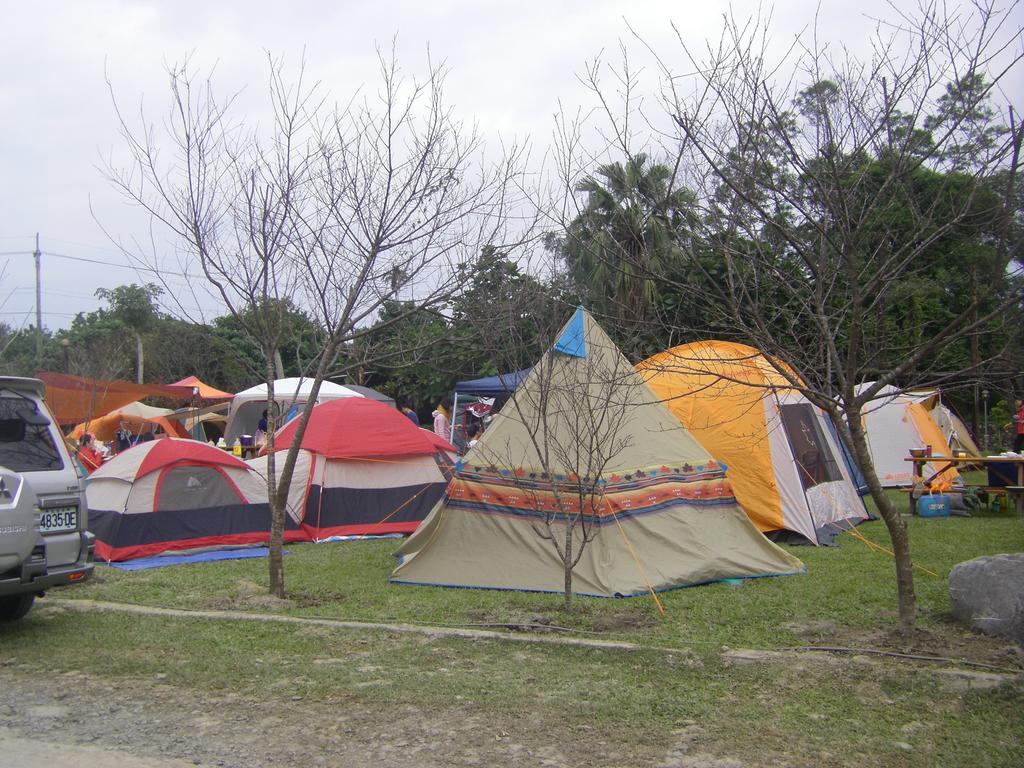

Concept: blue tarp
[[454, 368, 531, 396], [106, 547, 285, 571], [318, 533, 404, 543]]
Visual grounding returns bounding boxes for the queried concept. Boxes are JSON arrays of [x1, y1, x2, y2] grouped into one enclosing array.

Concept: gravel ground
[[0, 726, 209, 768], [0, 665, 743, 767], [0, 664, 548, 767], [4, 599, 1019, 767]]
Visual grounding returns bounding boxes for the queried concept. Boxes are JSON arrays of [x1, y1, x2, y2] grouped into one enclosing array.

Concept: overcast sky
[[0, 1, 1015, 332]]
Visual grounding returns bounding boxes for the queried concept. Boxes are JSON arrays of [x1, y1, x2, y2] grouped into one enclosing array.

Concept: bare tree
[[105, 48, 530, 596], [105, 54, 316, 595], [259, 49, 531, 598], [566, 2, 1024, 632]]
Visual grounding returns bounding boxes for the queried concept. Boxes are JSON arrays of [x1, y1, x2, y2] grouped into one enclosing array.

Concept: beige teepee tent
[[391, 308, 804, 597]]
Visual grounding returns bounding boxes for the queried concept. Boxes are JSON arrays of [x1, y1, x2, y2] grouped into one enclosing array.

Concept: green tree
[[53, 308, 134, 382], [355, 249, 571, 415], [451, 246, 569, 372], [143, 316, 254, 392], [95, 283, 163, 383], [212, 301, 324, 383], [925, 72, 1009, 170], [352, 300, 451, 413], [0, 323, 61, 377]]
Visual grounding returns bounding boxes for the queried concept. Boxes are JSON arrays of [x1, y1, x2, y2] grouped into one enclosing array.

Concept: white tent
[[907, 390, 983, 459], [224, 377, 363, 444], [857, 384, 962, 487]]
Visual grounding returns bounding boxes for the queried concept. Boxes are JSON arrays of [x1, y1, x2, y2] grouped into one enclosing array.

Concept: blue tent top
[[454, 368, 531, 396], [553, 306, 587, 358]]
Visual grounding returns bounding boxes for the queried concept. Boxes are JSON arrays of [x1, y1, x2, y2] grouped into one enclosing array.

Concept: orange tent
[[37, 372, 191, 425], [170, 376, 234, 401], [70, 402, 191, 443], [639, 340, 868, 544]]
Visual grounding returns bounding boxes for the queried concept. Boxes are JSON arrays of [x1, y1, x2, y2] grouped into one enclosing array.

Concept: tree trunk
[[847, 409, 916, 634], [969, 269, 980, 439], [563, 524, 573, 610], [135, 332, 144, 384], [268, 336, 343, 596], [274, 349, 285, 380], [266, 355, 285, 598]]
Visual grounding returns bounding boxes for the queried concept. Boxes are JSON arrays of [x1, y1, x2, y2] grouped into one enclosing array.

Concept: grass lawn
[[4, 485, 1022, 766], [66, 488, 1023, 652]]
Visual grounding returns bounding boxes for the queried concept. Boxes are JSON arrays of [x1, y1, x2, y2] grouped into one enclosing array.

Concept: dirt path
[[0, 599, 757, 768], [49, 597, 653, 652], [0, 664, 560, 767], [0, 663, 746, 768], [6, 600, 1016, 767], [0, 727, 211, 768], [49, 597, 1024, 674]]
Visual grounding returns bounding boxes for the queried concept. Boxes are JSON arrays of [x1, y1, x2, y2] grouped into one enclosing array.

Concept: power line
[[3, 247, 201, 279], [9, 287, 104, 301], [41, 250, 198, 279], [0, 310, 83, 318], [4, 239, 215, 331]]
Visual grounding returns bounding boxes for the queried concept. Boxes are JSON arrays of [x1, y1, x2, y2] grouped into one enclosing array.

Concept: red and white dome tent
[[248, 398, 456, 541], [86, 439, 276, 561]]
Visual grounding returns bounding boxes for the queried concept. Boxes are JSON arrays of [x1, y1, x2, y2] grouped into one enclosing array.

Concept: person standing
[[254, 409, 270, 450], [432, 397, 452, 443], [1013, 398, 1024, 453], [399, 400, 420, 427], [115, 422, 133, 453], [77, 433, 103, 474]]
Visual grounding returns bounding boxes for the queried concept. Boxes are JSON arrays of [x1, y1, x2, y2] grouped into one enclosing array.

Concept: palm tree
[[563, 154, 695, 327]]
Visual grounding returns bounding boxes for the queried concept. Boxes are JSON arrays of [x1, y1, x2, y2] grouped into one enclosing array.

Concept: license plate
[[39, 506, 78, 533]]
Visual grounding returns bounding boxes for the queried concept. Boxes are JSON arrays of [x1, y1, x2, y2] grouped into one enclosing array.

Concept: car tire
[[0, 593, 35, 622]]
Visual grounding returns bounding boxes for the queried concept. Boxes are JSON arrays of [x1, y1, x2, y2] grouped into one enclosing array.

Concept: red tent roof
[[135, 438, 250, 477], [425, 431, 455, 452], [274, 398, 454, 458]]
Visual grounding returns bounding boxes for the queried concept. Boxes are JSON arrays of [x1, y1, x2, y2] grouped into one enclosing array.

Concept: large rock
[[949, 553, 1024, 643]]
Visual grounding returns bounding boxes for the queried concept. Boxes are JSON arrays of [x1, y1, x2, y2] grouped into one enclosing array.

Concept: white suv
[[0, 376, 94, 621]]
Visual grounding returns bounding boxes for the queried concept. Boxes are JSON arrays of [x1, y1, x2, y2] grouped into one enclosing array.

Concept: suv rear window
[[0, 397, 63, 471]]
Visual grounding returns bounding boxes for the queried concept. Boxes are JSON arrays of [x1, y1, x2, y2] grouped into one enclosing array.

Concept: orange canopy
[[37, 372, 192, 425], [69, 402, 191, 443], [169, 376, 234, 401]]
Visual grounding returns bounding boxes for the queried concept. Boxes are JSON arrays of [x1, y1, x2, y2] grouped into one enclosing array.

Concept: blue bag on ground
[[918, 493, 951, 518]]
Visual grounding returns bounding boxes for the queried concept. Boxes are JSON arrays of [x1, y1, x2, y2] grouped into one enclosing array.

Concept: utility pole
[[34, 233, 42, 371]]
